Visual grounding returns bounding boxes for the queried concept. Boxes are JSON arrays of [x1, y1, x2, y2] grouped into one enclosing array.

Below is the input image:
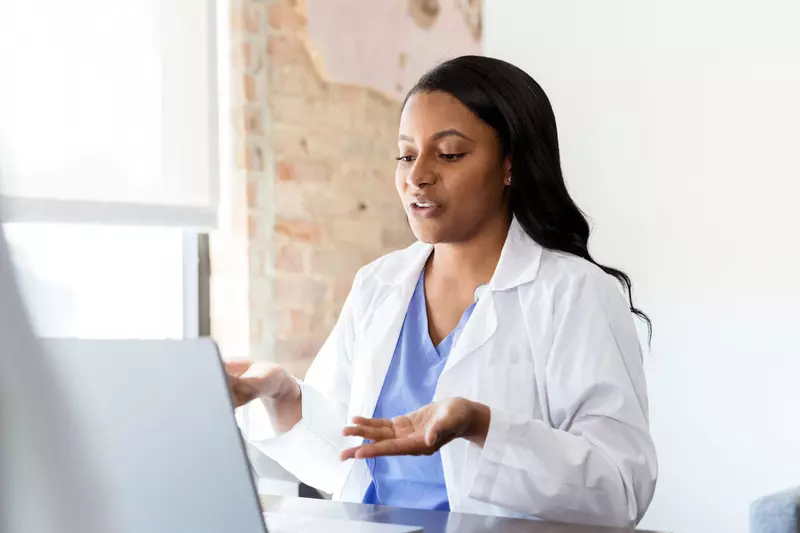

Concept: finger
[[340, 446, 361, 461], [229, 385, 253, 409], [226, 375, 246, 400], [342, 424, 394, 441], [350, 416, 394, 429], [339, 438, 421, 461], [233, 391, 252, 409], [354, 437, 432, 459], [224, 361, 252, 377]]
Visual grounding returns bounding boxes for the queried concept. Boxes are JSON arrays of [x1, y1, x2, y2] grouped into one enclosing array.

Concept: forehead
[[399, 91, 483, 138]]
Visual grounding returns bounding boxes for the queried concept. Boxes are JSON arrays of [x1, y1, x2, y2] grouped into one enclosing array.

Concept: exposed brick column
[[211, 0, 275, 364]]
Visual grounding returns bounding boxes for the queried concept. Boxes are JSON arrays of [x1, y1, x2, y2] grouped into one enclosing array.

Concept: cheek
[[452, 168, 505, 208], [394, 167, 406, 197]]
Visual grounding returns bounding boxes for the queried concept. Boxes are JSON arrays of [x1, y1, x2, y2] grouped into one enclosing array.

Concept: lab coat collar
[[375, 216, 544, 292], [489, 216, 544, 291]]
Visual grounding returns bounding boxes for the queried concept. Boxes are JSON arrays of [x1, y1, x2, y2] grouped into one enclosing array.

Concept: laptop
[[40, 338, 422, 533]]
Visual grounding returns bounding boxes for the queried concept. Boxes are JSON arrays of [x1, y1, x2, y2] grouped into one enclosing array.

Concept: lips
[[408, 198, 443, 218]]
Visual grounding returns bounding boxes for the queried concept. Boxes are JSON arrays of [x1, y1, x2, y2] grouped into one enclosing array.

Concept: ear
[[503, 157, 512, 186]]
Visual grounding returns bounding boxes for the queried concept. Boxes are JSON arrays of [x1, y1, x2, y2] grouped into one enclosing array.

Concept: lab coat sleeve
[[239, 270, 361, 495], [467, 271, 658, 528]]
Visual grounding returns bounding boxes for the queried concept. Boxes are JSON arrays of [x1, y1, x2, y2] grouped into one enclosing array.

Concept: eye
[[440, 153, 467, 162], [395, 155, 416, 163]]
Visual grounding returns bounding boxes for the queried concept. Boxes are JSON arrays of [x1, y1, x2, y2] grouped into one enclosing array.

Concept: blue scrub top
[[362, 271, 476, 510]]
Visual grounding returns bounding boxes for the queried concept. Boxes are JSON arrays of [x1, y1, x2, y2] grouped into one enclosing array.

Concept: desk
[[260, 496, 663, 533]]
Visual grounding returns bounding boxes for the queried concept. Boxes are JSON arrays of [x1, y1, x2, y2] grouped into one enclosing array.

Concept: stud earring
[[505, 175, 512, 185]]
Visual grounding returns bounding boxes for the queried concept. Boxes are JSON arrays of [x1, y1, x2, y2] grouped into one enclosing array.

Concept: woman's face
[[395, 91, 510, 244]]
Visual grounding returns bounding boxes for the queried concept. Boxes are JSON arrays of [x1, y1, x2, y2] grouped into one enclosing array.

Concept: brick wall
[[212, 0, 482, 377]]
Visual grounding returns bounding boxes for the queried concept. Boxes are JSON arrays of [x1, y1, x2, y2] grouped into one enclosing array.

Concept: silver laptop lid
[[41, 338, 268, 533]]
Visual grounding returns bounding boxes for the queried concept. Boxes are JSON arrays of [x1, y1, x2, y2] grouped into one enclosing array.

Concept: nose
[[405, 157, 437, 189]]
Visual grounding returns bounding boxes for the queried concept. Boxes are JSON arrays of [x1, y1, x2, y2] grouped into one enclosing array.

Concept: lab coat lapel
[[351, 244, 432, 419], [440, 293, 498, 377], [440, 218, 543, 376]]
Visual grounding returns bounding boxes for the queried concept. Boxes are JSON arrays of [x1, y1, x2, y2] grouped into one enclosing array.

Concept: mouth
[[408, 200, 443, 218]]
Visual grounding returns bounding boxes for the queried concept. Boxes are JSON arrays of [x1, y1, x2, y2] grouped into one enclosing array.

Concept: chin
[[408, 221, 447, 244], [410, 230, 438, 244]]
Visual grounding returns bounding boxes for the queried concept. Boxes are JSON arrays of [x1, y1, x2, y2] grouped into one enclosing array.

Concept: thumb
[[425, 426, 438, 447], [425, 419, 455, 447]]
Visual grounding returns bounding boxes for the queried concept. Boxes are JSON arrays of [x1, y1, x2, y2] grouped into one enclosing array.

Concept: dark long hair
[[407, 55, 652, 339]]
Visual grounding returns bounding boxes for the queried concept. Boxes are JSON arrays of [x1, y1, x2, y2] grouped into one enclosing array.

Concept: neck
[[428, 214, 511, 287]]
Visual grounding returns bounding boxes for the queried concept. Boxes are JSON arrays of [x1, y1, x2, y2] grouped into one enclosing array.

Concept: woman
[[227, 56, 657, 528]]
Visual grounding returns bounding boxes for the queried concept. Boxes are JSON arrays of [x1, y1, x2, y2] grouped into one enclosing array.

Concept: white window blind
[[0, 0, 219, 228]]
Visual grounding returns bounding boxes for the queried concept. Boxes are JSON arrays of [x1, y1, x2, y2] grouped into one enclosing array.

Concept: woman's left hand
[[340, 398, 491, 460]]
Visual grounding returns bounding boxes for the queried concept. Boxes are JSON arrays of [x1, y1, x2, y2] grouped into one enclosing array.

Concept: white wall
[[485, 2, 800, 533]]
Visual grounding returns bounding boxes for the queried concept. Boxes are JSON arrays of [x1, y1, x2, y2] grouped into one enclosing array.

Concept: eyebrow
[[398, 129, 474, 143]]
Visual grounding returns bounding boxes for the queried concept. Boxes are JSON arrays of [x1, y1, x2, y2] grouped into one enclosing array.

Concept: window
[[0, 0, 220, 339], [3, 223, 200, 340]]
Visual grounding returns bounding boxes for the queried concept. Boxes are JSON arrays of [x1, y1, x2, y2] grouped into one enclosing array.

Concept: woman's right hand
[[224, 360, 297, 409]]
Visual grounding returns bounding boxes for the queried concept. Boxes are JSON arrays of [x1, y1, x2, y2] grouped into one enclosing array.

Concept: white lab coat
[[242, 218, 657, 528]]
